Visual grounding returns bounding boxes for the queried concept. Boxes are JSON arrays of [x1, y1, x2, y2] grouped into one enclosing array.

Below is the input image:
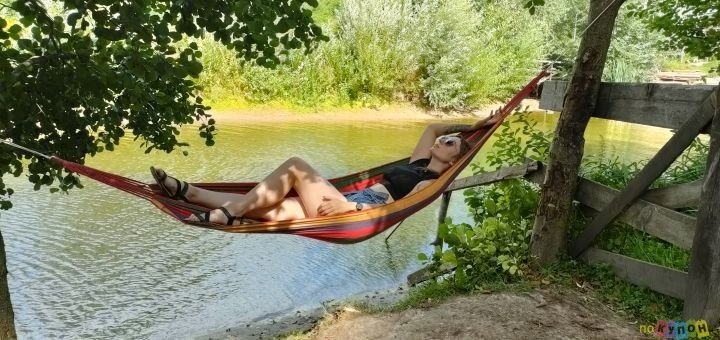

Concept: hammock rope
[[1, 70, 550, 244]]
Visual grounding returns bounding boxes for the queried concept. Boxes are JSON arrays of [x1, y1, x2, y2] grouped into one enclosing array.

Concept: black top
[[381, 158, 439, 200]]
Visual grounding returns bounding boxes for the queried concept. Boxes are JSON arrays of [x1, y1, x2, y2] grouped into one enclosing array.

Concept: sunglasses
[[438, 136, 460, 147]]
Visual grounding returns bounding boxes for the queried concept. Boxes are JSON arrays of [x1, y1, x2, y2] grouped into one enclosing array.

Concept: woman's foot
[[187, 207, 241, 226], [150, 166, 189, 201]]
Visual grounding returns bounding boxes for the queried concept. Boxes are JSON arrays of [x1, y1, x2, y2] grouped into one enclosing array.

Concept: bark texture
[[530, 0, 626, 264], [0, 233, 16, 339]]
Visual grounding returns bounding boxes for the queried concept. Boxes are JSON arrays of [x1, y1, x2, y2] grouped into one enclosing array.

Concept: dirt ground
[[205, 285, 649, 340], [300, 289, 646, 340]]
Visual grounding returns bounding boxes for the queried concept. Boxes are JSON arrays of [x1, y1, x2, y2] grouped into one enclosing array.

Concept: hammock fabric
[[50, 70, 549, 244]]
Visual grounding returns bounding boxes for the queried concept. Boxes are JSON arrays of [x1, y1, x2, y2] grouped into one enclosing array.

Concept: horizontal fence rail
[[540, 81, 716, 132], [581, 248, 688, 299]]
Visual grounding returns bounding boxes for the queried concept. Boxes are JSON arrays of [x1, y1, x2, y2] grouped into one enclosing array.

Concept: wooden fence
[[418, 81, 719, 324]]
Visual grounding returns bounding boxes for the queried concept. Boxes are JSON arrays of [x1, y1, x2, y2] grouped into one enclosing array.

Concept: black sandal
[[193, 207, 238, 226], [150, 166, 189, 202]]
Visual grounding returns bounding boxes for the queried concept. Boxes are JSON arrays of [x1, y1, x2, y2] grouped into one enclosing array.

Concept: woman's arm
[[316, 196, 384, 215], [409, 113, 498, 162], [407, 180, 433, 196]]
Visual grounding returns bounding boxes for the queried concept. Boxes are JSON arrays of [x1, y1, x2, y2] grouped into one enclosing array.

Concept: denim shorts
[[343, 188, 390, 204]]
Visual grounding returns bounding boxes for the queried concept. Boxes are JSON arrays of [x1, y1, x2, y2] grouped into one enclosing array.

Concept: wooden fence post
[[684, 86, 720, 325]]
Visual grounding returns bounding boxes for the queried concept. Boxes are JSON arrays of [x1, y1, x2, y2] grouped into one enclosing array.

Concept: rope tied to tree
[[0, 139, 51, 159], [580, 0, 625, 36]]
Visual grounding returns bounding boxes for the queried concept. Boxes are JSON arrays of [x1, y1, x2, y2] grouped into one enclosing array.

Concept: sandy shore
[[207, 99, 541, 123], [203, 283, 643, 340]]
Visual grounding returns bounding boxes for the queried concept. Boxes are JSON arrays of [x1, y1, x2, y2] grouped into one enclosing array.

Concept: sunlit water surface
[[1, 112, 674, 339]]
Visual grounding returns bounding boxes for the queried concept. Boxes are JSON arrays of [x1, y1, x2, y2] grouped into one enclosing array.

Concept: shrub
[[194, 0, 544, 110]]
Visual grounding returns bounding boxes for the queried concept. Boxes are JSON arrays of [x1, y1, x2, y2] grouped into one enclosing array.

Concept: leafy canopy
[[630, 0, 720, 61], [0, 0, 325, 209]]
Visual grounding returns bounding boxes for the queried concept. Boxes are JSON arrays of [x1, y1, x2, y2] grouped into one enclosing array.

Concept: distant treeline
[[194, 0, 665, 110]]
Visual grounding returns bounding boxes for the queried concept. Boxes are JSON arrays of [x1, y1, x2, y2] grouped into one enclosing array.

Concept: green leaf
[[486, 244, 496, 254], [19, 16, 34, 27], [441, 250, 457, 265], [67, 12, 81, 27], [7, 24, 21, 37]]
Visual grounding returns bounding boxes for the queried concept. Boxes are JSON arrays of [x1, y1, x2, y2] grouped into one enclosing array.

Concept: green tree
[[530, 0, 626, 264], [632, 0, 720, 63], [0, 0, 325, 337], [537, 0, 663, 81]]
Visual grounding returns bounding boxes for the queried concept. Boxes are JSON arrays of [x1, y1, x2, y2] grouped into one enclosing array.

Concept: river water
[[1, 112, 674, 339]]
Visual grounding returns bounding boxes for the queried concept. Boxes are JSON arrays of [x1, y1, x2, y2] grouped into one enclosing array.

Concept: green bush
[[194, 0, 544, 110], [331, 0, 419, 103], [420, 113, 552, 288]]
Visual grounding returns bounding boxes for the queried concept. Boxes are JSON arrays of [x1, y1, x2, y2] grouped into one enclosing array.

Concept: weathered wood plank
[[642, 180, 702, 209], [684, 86, 720, 325], [524, 160, 547, 185], [569, 98, 715, 257], [540, 81, 717, 131], [445, 161, 539, 192], [574, 178, 696, 250], [581, 247, 688, 299], [525, 163, 696, 249], [407, 263, 456, 286], [433, 161, 541, 246]]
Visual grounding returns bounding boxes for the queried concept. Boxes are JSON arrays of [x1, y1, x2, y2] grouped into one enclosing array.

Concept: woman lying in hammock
[[150, 116, 498, 225]]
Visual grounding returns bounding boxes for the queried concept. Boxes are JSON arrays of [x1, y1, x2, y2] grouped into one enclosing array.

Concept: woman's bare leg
[[155, 173, 311, 221], [155, 157, 346, 223], [219, 157, 347, 219]]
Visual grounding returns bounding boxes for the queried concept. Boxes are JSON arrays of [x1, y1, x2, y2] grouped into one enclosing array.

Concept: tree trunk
[[530, 0, 626, 265], [0, 233, 16, 339]]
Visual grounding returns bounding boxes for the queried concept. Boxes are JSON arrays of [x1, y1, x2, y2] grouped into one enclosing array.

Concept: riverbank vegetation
[[408, 112, 707, 324], [193, 0, 671, 110]]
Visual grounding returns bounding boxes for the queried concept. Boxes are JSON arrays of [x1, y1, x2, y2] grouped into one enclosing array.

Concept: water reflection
[[1, 112, 674, 338]]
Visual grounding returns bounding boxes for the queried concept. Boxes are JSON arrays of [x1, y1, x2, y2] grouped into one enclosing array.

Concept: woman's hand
[[471, 111, 501, 130], [317, 196, 355, 216]]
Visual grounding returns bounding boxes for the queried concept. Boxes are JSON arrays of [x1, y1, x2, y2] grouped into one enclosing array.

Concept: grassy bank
[[194, 0, 542, 112], [191, 0, 667, 112]]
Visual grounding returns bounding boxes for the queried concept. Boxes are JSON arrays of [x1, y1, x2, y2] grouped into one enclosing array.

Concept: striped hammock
[[47, 70, 549, 244]]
